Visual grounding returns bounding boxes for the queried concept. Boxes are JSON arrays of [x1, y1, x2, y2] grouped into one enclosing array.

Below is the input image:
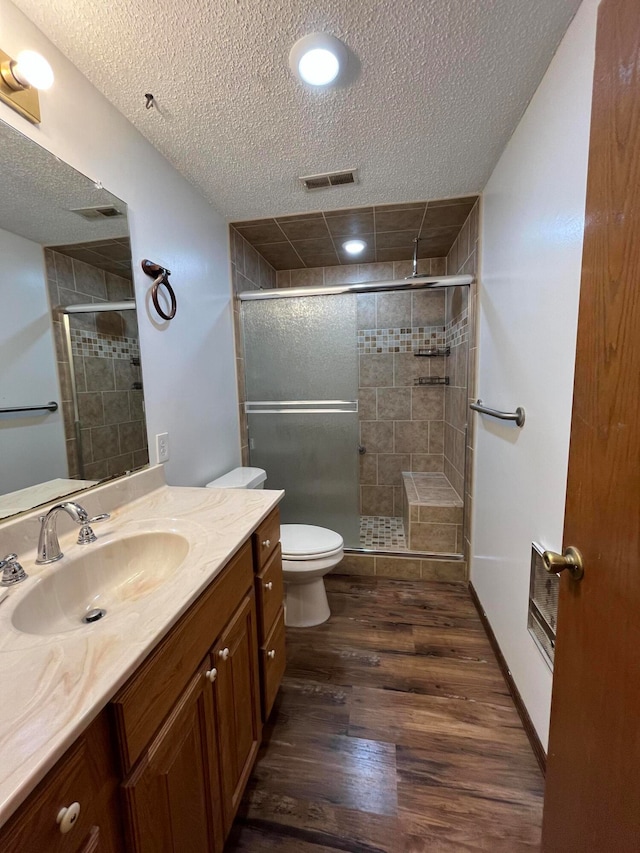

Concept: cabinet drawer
[[253, 508, 280, 569], [112, 541, 253, 773], [256, 544, 284, 641], [0, 712, 120, 853], [260, 607, 286, 719]]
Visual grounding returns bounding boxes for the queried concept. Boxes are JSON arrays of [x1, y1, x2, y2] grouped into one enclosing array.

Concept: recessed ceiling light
[[289, 33, 348, 87], [343, 239, 366, 255]]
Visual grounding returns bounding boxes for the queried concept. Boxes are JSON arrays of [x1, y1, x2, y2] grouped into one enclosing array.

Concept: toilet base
[[284, 577, 330, 627]]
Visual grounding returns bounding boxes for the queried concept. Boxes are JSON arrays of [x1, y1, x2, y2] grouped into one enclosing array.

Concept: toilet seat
[[280, 524, 343, 560]]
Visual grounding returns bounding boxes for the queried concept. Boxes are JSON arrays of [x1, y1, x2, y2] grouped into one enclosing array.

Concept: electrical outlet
[[156, 432, 170, 464]]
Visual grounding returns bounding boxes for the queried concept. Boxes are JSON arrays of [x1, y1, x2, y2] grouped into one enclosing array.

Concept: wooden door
[[212, 591, 262, 833], [542, 0, 640, 849], [122, 669, 223, 853]]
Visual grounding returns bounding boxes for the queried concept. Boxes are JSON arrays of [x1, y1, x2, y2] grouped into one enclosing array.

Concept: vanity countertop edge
[[0, 469, 284, 828]]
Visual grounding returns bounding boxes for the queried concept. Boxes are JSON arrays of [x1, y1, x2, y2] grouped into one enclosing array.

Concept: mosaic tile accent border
[[357, 326, 446, 354], [445, 308, 468, 347], [70, 328, 140, 361], [360, 516, 407, 549]]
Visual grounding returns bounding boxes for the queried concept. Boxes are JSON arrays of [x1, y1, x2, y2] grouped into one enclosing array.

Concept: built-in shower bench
[[402, 472, 463, 553]]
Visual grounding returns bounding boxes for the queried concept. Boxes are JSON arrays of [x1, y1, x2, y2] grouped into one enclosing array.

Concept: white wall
[[472, 0, 599, 749], [0, 227, 67, 491], [0, 0, 240, 488]]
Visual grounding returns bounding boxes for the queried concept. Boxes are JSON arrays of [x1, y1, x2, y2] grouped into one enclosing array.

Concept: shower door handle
[[358, 445, 366, 455]]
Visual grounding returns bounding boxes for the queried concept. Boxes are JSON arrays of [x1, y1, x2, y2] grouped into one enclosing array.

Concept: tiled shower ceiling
[[49, 238, 133, 279], [231, 196, 477, 270]]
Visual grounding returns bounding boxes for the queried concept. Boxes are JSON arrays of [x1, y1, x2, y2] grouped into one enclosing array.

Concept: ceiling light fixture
[[0, 47, 54, 123], [343, 239, 366, 256], [289, 33, 348, 87]]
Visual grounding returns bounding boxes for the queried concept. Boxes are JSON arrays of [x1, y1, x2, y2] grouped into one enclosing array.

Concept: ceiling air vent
[[299, 169, 358, 192], [70, 206, 124, 220]]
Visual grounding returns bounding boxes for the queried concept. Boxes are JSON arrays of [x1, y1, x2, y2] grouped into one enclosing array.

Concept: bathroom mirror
[[0, 118, 148, 520]]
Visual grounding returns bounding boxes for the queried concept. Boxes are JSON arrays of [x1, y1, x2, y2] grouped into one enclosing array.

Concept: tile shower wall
[[445, 200, 480, 561], [45, 249, 148, 481], [229, 227, 276, 464], [356, 286, 448, 517]]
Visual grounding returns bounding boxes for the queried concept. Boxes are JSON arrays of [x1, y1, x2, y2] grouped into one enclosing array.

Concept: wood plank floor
[[225, 575, 544, 852]]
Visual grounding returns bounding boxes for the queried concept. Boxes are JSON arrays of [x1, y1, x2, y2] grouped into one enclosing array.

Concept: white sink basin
[[11, 532, 190, 636]]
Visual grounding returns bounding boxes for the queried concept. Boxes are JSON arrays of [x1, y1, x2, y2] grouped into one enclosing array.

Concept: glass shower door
[[242, 294, 360, 547]]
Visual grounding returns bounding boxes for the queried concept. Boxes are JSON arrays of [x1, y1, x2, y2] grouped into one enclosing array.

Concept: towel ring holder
[[141, 259, 177, 320]]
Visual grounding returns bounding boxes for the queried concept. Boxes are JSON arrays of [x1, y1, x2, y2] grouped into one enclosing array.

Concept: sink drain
[[82, 608, 106, 624]]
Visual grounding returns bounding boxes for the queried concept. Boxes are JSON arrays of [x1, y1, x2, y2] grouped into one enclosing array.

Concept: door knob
[[218, 647, 230, 660], [205, 668, 217, 683], [542, 546, 584, 581], [264, 581, 273, 591]]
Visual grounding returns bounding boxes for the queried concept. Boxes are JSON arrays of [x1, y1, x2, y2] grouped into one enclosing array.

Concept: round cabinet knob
[[218, 647, 230, 661], [264, 581, 273, 591], [205, 668, 217, 683], [267, 649, 276, 660], [56, 802, 81, 834], [262, 539, 271, 548]]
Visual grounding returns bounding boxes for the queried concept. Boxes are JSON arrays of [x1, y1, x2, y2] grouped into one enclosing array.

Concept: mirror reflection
[[0, 120, 148, 519]]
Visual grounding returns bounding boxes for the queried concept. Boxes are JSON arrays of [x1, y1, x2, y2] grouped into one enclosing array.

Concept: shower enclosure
[[241, 275, 471, 558], [62, 300, 147, 480]]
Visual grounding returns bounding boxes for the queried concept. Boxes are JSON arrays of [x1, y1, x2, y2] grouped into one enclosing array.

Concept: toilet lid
[[280, 524, 344, 558]]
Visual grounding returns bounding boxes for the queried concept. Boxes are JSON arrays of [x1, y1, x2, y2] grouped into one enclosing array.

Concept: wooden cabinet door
[[211, 591, 262, 833], [122, 669, 223, 853]]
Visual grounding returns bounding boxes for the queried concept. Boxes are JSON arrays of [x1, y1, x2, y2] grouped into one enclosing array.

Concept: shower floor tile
[[360, 516, 407, 550]]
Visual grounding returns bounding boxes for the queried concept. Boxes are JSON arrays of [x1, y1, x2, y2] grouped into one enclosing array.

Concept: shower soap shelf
[[414, 376, 449, 386], [414, 347, 450, 357]]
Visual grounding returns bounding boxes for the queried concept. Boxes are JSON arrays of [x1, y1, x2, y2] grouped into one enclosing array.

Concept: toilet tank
[[206, 467, 266, 489]]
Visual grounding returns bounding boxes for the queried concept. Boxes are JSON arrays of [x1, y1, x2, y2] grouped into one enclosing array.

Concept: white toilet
[[279, 524, 343, 627], [206, 467, 344, 627]]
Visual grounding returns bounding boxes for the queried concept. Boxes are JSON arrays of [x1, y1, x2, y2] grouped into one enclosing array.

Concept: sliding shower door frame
[[240, 275, 473, 561]]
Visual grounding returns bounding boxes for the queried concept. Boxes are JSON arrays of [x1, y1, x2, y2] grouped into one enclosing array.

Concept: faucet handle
[[1, 554, 28, 586], [77, 514, 110, 545]]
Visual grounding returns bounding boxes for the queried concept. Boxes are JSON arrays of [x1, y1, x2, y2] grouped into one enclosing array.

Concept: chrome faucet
[[36, 501, 110, 564]]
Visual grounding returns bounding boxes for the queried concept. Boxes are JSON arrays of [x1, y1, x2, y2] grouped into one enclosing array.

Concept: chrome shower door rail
[[238, 273, 474, 301], [245, 400, 358, 414]]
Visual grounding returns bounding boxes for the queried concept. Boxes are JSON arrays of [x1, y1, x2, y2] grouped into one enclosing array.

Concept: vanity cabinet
[[0, 508, 285, 853], [116, 541, 261, 851]]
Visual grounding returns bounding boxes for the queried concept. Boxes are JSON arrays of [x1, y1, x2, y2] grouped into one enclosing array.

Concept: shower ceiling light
[[343, 239, 366, 255], [289, 33, 347, 87]]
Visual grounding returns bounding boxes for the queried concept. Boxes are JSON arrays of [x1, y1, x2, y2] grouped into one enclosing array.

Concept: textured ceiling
[[232, 195, 477, 269], [0, 120, 129, 246], [14, 0, 580, 221]]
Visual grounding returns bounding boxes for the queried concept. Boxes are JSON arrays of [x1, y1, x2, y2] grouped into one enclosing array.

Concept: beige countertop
[[0, 467, 283, 827]]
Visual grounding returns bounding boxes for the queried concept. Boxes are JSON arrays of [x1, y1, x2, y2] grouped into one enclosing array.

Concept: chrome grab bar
[[0, 401, 58, 414], [470, 399, 525, 428]]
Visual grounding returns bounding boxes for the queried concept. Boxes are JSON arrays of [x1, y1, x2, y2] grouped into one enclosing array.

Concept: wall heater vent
[[528, 542, 559, 669], [299, 169, 358, 191]]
